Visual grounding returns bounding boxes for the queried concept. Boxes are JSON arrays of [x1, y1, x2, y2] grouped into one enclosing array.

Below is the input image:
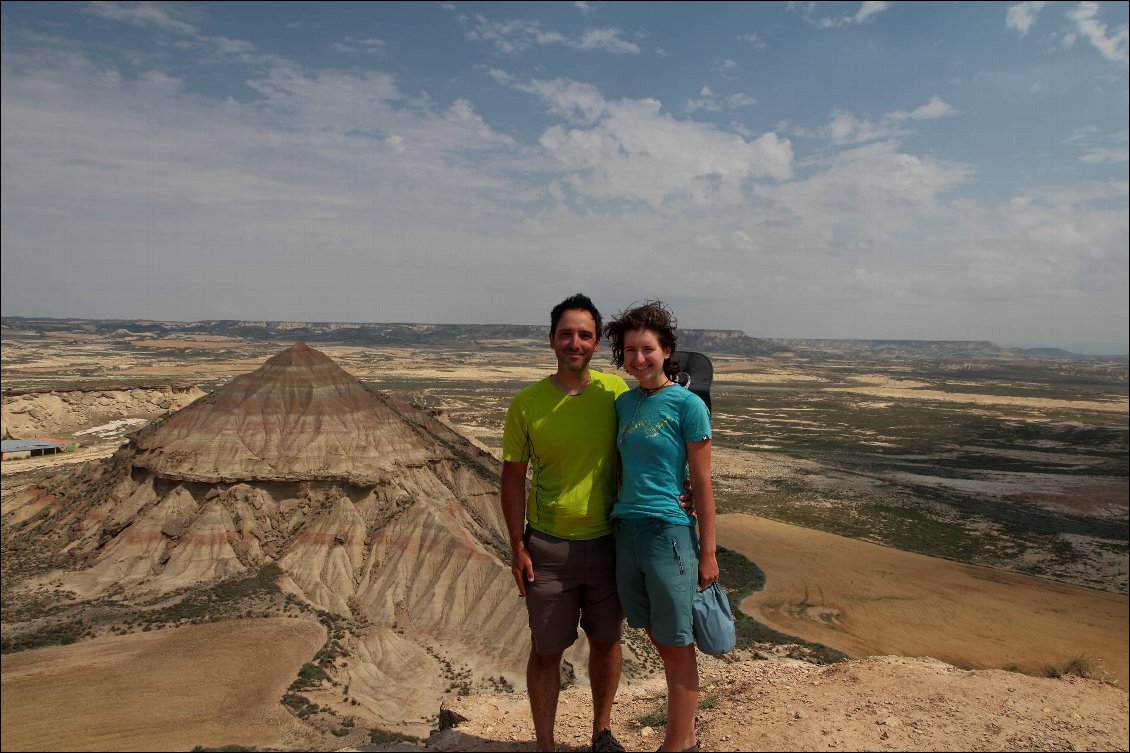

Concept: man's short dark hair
[[550, 293, 603, 337]]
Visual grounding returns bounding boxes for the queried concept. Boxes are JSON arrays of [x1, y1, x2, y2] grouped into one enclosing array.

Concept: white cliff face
[[1, 385, 205, 440], [2, 343, 539, 733]]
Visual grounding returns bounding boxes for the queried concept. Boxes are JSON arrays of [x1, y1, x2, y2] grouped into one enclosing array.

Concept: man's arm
[[501, 459, 534, 596]]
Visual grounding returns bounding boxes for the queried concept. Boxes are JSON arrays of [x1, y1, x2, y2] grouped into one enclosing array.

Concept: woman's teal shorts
[[613, 517, 700, 647]]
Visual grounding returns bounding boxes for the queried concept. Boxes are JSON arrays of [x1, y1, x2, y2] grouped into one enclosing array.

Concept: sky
[[1, 2, 1127, 353]]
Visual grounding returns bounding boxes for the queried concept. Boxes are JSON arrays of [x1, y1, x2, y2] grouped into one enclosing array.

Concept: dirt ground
[[826, 375, 1128, 414], [0, 618, 327, 752], [432, 653, 1129, 752], [718, 513, 1129, 690]]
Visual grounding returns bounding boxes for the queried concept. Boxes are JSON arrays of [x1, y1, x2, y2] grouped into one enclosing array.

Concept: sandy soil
[[717, 514, 1129, 690], [0, 617, 327, 752], [827, 376, 1128, 414], [431, 653, 1129, 752]]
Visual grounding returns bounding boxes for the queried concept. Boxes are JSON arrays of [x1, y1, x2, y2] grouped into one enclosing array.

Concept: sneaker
[[591, 728, 626, 753]]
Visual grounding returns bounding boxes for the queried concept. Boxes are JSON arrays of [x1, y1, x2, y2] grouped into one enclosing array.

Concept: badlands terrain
[[1, 317, 1127, 751]]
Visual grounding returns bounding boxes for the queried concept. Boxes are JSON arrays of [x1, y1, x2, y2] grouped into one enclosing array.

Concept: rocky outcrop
[[1, 385, 204, 440]]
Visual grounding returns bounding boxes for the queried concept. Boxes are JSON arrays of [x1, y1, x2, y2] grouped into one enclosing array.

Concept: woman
[[604, 301, 717, 753]]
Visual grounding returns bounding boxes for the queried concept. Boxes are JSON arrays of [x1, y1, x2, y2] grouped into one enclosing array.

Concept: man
[[501, 293, 629, 753]]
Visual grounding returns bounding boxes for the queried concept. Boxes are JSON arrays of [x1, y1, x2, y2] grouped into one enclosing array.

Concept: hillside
[[0, 344, 531, 738]]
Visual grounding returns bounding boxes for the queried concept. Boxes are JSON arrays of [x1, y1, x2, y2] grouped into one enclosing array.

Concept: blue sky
[[2, 1, 1127, 353]]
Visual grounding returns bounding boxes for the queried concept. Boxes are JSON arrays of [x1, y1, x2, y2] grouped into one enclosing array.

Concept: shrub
[[369, 728, 420, 746], [1043, 655, 1109, 682]]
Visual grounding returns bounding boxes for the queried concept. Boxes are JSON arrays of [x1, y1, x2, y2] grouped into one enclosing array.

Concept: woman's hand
[[698, 550, 719, 590]]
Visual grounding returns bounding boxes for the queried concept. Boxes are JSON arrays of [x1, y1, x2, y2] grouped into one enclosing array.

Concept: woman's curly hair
[[603, 300, 680, 380]]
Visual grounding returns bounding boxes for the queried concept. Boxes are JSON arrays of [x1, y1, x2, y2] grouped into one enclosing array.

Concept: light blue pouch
[[692, 581, 736, 655]]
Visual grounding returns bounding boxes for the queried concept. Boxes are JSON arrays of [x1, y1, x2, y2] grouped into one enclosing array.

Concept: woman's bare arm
[[687, 439, 718, 589]]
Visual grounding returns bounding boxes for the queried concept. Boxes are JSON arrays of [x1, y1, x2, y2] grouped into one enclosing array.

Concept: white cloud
[[1067, 1, 1129, 62], [1021, 180, 1128, 205], [798, 1, 892, 29], [732, 229, 755, 246], [332, 37, 386, 56], [787, 97, 958, 144], [889, 95, 958, 122], [1006, 2, 1046, 36], [1066, 126, 1102, 143], [82, 1, 285, 70], [1067, 127, 1129, 164], [575, 28, 640, 54], [467, 15, 638, 55], [465, 16, 561, 54], [685, 87, 757, 114], [495, 72, 608, 122], [1001, 188, 1128, 261], [711, 58, 739, 80], [495, 75, 791, 207], [575, 1, 596, 14], [739, 32, 767, 51], [137, 70, 185, 92], [764, 141, 973, 250], [84, 1, 200, 34], [810, 109, 907, 144], [854, 2, 891, 24], [1079, 148, 1129, 164]]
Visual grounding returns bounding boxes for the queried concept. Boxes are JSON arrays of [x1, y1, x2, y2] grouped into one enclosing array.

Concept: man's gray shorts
[[524, 527, 624, 655]]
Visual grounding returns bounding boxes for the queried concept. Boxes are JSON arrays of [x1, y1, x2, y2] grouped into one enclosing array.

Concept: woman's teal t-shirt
[[612, 385, 711, 526]]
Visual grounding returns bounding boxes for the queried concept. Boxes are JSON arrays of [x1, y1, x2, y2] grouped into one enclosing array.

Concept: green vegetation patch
[[143, 563, 283, 624], [369, 728, 422, 746], [0, 618, 84, 653]]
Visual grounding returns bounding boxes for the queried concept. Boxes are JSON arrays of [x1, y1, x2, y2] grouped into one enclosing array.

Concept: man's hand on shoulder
[[679, 475, 696, 517]]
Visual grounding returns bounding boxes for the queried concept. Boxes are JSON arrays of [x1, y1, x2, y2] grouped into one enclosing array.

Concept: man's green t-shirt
[[502, 369, 629, 540]]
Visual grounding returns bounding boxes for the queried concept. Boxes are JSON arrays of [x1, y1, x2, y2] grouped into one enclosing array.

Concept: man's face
[[551, 308, 599, 375]]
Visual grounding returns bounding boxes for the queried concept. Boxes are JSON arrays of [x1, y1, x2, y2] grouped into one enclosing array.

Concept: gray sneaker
[[591, 728, 626, 753]]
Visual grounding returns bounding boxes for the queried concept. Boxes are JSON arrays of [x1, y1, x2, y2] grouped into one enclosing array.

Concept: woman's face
[[623, 328, 671, 386]]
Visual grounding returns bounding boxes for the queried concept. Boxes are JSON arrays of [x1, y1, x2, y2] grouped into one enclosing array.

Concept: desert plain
[[1, 318, 1127, 750]]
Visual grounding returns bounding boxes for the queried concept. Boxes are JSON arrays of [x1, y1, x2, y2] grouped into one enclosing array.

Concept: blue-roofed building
[[1, 439, 68, 460]]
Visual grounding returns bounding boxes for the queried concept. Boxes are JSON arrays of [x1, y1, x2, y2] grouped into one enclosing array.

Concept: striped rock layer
[[132, 342, 431, 483]]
